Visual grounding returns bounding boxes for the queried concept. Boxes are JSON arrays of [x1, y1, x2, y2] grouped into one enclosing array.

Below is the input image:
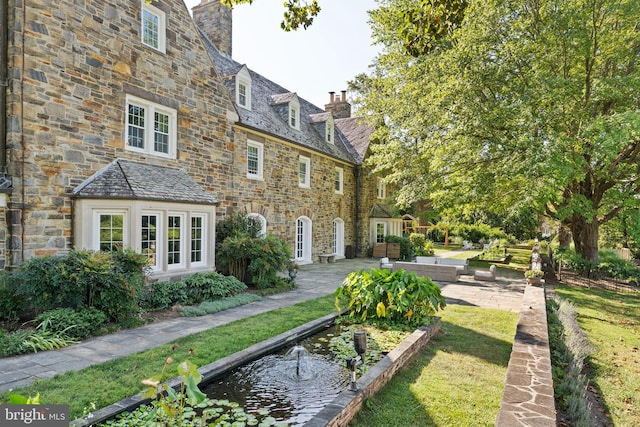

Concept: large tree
[[356, 0, 640, 263]]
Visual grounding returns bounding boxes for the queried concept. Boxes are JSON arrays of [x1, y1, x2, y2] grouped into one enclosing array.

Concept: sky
[[184, 0, 380, 108]]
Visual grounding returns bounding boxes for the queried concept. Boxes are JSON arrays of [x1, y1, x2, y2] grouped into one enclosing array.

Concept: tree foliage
[[221, 0, 321, 31], [359, 0, 640, 262]]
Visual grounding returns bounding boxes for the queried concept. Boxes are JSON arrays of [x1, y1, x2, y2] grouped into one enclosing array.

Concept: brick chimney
[[324, 90, 351, 119], [192, 0, 232, 56]]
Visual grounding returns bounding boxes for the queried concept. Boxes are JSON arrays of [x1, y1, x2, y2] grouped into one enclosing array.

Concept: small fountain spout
[[347, 331, 367, 391]]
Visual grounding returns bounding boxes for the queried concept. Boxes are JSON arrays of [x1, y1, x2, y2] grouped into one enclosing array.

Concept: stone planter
[[526, 277, 542, 285]]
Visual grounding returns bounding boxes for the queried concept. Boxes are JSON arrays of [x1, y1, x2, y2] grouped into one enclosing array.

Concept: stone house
[[0, 0, 394, 281]]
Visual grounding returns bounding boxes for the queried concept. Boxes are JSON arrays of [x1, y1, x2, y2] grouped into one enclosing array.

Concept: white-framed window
[[236, 67, 252, 110], [141, 213, 160, 268], [247, 140, 264, 179], [248, 213, 267, 237], [376, 222, 387, 243], [98, 211, 126, 251], [78, 200, 214, 277], [125, 95, 177, 159], [377, 178, 387, 199], [326, 116, 334, 144], [335, 167, 344, 194], [167, 214, 185, 268], [289, 99, 300, 130], [141, 1, 166, 53], [333, 218, 345, 256], [298, 156, 310, 188], [190, 215, 206, 267], [295, 216, 312, 261]]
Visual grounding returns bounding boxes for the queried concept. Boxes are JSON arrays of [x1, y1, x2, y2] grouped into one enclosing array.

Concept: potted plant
[[286, 260, 299, 281], [524, 269, 544, 285]]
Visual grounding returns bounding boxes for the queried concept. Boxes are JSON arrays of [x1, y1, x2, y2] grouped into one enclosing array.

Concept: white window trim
[[141, 1, 166, 53], [125, 94, 177, 159], [236, 68, 252, 110], [375, 222, 387, 243], [166, 213, 186, 270], [295, 216, 312, 262], [190, 213, 208, 268], [298, 155, 311, 188], [289, 100, 300, 130], [335, 167, 344, 194], [326, 116, 334, 144], [247, 139, 264, 180], [248, 213, 267, 237], [333, 218, 345, 257], [141, 212, 162, 271], [377, 179, 387, 199], [94, 210, 129, 252]]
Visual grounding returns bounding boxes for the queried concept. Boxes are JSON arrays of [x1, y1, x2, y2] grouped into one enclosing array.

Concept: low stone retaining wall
[[496, 284, 556, 426], [305, 318, 441, 427]]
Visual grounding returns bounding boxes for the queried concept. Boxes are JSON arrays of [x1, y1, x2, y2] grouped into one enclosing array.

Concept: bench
[[415, 256, 469, 275], [392, 261, 458, 282], [318, 253, 336, 264]]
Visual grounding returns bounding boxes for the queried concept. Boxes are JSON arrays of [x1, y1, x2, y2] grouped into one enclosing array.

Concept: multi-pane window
[[247, 140, 263, 179], [376, 223, 386, 243], [299, 156, 310, 188], [142, 2, 166, 52], [141, 215, 158, 267], [238, 83, 247, 107], [99, 214, 124, 251], [335, 167, 344, 194], [377, 179, 387, 199], [126, 95, 176, 158], [167, 215, 182, 266], [290, 105, 297, 128], [191, 216, 203, 264], [296, 218, 304, 259], [326, 118, 334, 144]]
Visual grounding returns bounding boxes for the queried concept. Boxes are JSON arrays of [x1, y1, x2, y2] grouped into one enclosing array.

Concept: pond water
[[201, 326, 349, 426]]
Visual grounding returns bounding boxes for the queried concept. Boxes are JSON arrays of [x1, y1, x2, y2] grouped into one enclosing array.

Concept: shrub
[[384, 235, 412, 260], [335, 268, 446, 327], [182, 271, 247, 304], [138, 281, 189, 310], [178, 294, 261, 317], [597, 249, 640, 281], [408, 233, 434, 256], [0, 329, 29, 357], [246, 235, 292, 289], [10, 249, 148, 322], [35, 307, 107, 340], [0, 272, 22, 321]]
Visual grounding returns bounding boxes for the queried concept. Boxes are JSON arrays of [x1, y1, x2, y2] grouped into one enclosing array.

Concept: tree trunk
[[570, 218, 600, 264], [558, 224, 572, 248]]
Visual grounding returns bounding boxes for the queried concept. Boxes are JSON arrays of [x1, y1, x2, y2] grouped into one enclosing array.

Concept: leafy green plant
[[247, 235, 292, 289], [384, 235, 412, 260], [35, 307, 107, 340], [0, 272, 22, 321], [21, 317, 78, 353], [182, 271, 247, 304], [335, 268, 446, 327], [409, 233, 435, 256], [0, 329, 29, 357], [104, 356, 282, 426], [524, 269, 544, 278], [138, 280, 189, 310]]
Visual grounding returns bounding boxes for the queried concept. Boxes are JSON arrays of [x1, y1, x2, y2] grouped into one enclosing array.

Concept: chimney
[[324, 90, 351, 119], [192, 0, 232, 56]]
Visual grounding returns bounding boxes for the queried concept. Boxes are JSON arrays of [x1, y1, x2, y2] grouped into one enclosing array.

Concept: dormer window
[[326, 115, 334, 144], [377, 179, 387, 199], [141, 1, 166, 53], [236, 66, 252, 110], [289, 98, 300, 130]]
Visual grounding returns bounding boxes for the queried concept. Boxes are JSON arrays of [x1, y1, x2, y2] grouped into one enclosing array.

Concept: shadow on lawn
[[350, 320, 513, 426]]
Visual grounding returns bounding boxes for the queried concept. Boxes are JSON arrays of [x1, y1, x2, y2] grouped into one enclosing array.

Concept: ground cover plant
[[350, 304, 518, 426], [553, 285, 640, 425], [0, 295, 337, 420]]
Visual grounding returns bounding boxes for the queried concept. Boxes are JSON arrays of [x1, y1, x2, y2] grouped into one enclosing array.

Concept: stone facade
[[2, 0, 392, 274]]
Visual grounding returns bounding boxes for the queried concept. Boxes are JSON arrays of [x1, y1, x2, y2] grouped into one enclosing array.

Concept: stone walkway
[[0, 255, 527, 393]]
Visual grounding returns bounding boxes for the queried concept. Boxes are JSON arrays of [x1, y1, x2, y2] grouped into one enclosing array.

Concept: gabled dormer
[[236, 65, 252, 111], [271, 92, 301, 130], [310, 112, 335, 145]]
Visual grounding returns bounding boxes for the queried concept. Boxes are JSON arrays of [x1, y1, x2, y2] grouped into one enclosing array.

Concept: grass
[[0, 295, 337, 420], [350, 304, 518, 426], [553, 285, 640, 425]]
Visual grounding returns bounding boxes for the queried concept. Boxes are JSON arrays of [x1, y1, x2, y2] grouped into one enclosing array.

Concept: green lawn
[[350, 304, 518, 426], [554, 285, 640, 425]]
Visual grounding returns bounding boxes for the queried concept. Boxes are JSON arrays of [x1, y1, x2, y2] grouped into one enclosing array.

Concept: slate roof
[[73, 160, 218, 205], [335, 117, 375, 163], [370, 203, 396, 218], [197, 27, 371, 165]]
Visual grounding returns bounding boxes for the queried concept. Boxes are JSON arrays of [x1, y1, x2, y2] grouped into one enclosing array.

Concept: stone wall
[[227, 128, 358, 260], [5, 0, 235, 266]]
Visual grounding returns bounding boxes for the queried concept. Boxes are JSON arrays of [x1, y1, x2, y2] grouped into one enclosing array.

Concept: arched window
[[295, 216, 312, 262], [248, 213, 267, 237], [332, 218, 345, 257]]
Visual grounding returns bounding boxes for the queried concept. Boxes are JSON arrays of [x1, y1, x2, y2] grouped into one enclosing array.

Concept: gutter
[[0, 0, 8, 181]]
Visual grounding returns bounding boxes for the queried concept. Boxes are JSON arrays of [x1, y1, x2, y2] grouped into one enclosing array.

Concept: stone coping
[[496, 284, 556, 426], [72, 314, 440, 427]]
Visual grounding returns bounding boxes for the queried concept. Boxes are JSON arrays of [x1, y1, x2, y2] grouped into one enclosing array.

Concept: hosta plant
[[334, 268, 446, 327]]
